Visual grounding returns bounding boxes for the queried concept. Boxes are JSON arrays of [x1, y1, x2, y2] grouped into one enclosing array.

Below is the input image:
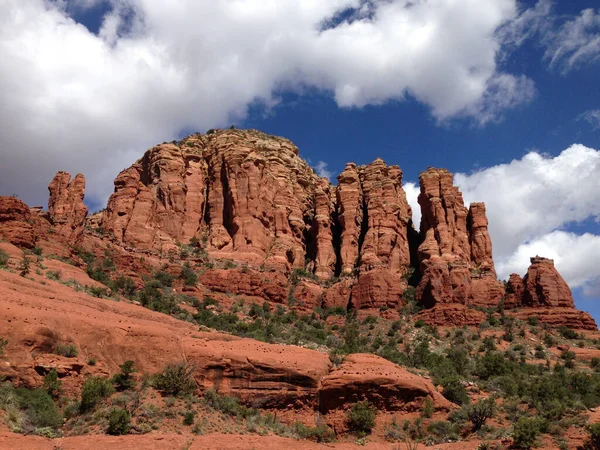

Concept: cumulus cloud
[[452, 144, 600, 294], [403, 182, 421, 227], [314, 161, 333, 181], [0, 0, 535, 207]]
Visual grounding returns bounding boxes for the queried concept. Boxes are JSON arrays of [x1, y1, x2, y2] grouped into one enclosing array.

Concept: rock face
[[0, 197, 36, 248], [318, 353, 452, 413], [100, 130, 415, 312], [522, 256, 575, 308], [504, 257, 597, 330], [48, 171, 88, 240], [415, 168, 504, 320]]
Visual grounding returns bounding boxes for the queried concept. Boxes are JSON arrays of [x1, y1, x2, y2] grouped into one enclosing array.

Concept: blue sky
[[0, 0, 599, 320]]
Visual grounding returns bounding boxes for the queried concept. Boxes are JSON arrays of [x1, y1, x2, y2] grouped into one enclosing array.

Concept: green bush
[[46, 270, 61, 280], [441, 376, 470, 405], [80, 376, 115, 412], [107, 408, 131, 435], [527, 316, 539, 326], [53, 343, 78, 358], [292, 422, 335, 443], [203, 389, 257, 418], [15, 387, 62, 429], [180, 263, 198, 287], [426, 420, 459, 444], [512, 417, 542, 449], [421, 398, 434, 418], [112, 360, 137, 391], [559, 326, 579, 340], [0, 249, 9, 267], [347, 401, 377, 436], [579, 422, 600, 450], [0, 337, 7, 355], [153, 270, 174, 287], [183, 411, 195, 425], [465, 397, 495, 431], [43, 369, 62, 399], [152, 363, 196, 397]]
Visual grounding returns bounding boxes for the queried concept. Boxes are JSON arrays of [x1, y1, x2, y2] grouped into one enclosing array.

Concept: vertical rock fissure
[[407, 220, 422, 287], [303, 214, 317, 271], [331, 205, 343, 277], [220, 157, 237, 239], [355, 191, 369, 268]]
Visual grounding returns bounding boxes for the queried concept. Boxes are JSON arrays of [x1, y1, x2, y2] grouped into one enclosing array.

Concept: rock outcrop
[[504, 257, 597, 330], [48, 171, 88, 240], [415, 168, 504, 322], [0, 197, 36, 248], [318, 353, 452, 413]]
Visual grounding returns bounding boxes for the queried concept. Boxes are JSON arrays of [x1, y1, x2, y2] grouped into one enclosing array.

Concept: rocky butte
[[0, 128, 598, 449]]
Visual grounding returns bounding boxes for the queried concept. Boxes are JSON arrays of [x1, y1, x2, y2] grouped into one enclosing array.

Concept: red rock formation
[[358, 159, 412, 275], [48, 171, 88, 240], [523, 256, 574, 308], [323, 278, 353, 309], [415, 168, 504, 311], [336, 163, 363, 275], [312, 178, 336, 279], [292, 281, 324, 310], [416, 304, 487, 327], [502, 257, 597, 330], [351, 268, 405, 310], [468, 203, 496, 276], [199, 267, 288, 304], [0, 196, 36, 248], [318, 353, 452, 413], [504, 273, 524, 309]]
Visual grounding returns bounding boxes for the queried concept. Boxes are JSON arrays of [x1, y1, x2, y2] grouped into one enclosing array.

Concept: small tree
[[347, 401, 377, 436], [107, 408, 131, 435], [19, 254, 30, 277], [113, 360, 137, 391], [0, 249, 9, 267], [43, 368, 62, 399], [579, 423, 600, 450], [466, 397, 495, 432], [512, 417, 541, 449], [152, 362, 196, 397], [80, 376, 115, 412]]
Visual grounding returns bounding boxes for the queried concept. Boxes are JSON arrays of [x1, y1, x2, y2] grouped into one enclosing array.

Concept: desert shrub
[[527, 316, 539, 326], [53, 343, 78, 358], [152, 363, 196, 397], [0, 249, 9, 267], [512, 417, 543, 449], [113, 276, 137, 298], [153, 270, 174, 287], [80, 376, 115, 412], [475, 351, 512, 380], [292, 422, 335, 443], [347, 401, 377, 436], [19, 255, 30, 277], [559, 326, 579, 340], [180, 263, 197, 287], [46, 270, 61, 280], [183, 411, 195, 425], [112, 360, 137, 391], [440, 376, 470, 405], [15, 388, 62, 429], [426, 421, 459, 444], [560, 349, 576, 369], [579, 422, 600, 450], [87, 264, 110, 284], [0, 338, 7, 355], [421, 398, 434, 418], [107, 408, 131, 435], [465, 397, 495, 431], [203, 389, 257, 418], [43, 369, 61, 399]]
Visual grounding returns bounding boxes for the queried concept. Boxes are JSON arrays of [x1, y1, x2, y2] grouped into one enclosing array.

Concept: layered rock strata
[[48, 171, 88, 240]]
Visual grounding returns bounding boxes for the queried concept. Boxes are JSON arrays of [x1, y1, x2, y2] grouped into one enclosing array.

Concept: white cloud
[[0, 0, 534, 207], [452, 144, 600, 295], [579, 109, 600, 130], [403, 181, 421, 227], [314, 161, 333, 181], [544, 8, 600, 73], [496, 231, 600, 291]]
